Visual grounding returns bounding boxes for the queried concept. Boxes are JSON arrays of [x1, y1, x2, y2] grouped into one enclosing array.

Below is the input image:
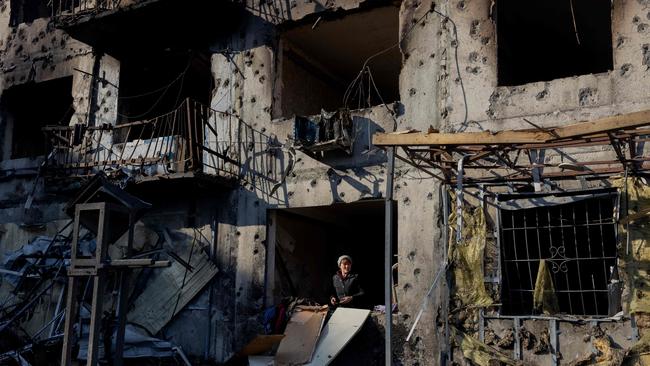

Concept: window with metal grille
[[498, 192, 618, 316]]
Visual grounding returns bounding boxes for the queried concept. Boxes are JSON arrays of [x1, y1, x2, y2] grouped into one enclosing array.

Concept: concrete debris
[[533, 327, 550, 355], [77, 324, 175, 360], [569, 331, 625, 366], [496, 329, 515, 350], [1, 235, 80, 286]]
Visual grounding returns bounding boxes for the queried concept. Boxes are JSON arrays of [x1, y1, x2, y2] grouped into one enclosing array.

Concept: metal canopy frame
[[376, 110, 650, 365], [373, 110, 650, 184]]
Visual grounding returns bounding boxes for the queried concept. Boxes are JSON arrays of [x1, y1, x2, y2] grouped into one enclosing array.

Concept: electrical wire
[[431, 7, 468, 129], [342, 7, 432, 108], [341, 3, 469, 131], [367, 67, 399, 131], [117, 61, 190, 100], [116, 55, 192, 120], [116, 62, 190, 120]]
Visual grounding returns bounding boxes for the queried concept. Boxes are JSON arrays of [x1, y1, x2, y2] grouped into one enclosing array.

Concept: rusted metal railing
[[42, 99, 243, 183]]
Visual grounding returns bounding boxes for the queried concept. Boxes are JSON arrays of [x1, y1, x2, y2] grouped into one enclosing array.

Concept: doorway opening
[[267, 200, 396, 308]]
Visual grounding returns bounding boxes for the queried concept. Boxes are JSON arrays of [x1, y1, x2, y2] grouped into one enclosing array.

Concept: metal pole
[[385, 147, 395, 366], [442, 186, 450, 365]]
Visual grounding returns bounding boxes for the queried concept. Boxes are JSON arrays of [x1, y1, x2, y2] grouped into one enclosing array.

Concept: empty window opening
[[496, 0, 613, 86], [0, 77, 74, 160], [499, 192, 618, 316], [275, 5, 400, 118], [9, 0, 50, 26], [268, 200, 397, 307], [116, 50, 212, 141]]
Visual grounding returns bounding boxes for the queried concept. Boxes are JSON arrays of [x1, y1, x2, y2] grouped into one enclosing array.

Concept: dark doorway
[[269, 200, 396, 307]]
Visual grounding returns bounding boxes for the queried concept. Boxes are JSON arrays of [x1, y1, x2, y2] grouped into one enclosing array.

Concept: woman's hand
[[339, 296, 353, 304], [330, 296, 338, 305]]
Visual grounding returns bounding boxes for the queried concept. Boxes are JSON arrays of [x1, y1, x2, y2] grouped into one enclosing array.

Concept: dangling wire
[[341, 4, 468, 131]]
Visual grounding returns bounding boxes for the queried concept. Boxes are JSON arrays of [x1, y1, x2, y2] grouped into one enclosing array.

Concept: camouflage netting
[[614, 177, 650, 365], [613, 177, 650, 315], [448, 194, 493, 308], [532, 259, 560, 315], [453, 326, 519, 366]]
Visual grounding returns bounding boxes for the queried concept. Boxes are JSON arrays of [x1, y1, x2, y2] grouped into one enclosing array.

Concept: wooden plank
[[373, 130, 552, 146], [60, 277, 79, 366], [275, 306, 328, 366], [306, 308, 370, 366], [551, 109, 650, 139], [239, 335, 285, 356], [373, 110, 650, 147]]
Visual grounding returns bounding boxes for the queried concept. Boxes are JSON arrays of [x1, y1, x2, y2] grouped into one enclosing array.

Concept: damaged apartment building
[[3, 0, 650, 365]]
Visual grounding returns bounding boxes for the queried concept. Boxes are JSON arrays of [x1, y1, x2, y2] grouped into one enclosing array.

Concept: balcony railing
[[42, 99, 245, 184], [50, 0, 122, 19]]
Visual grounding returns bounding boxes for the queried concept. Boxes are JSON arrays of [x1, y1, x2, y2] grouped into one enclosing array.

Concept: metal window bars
[[499, 193, 618, 316], [41, 98, 256, 184]]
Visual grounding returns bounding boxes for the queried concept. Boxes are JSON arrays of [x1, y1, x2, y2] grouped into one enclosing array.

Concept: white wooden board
[[305, 308, 370, 366], [249, 355, 275, 366]]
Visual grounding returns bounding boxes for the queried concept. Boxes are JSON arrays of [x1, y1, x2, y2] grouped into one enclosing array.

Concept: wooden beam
[[551, 110, 650, 139], [373, 130, 552, 146], [373, 109, 650, 147]]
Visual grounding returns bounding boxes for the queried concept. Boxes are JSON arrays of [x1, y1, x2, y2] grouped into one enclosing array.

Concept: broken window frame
[[496, 189, 620, 317], [0, 76, 75, 161], [9, 0, 51, 26], [272, 5, 401, 120]]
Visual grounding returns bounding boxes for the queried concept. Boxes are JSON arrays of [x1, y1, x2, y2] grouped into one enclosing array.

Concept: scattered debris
[[497, 329, 515, 350], [294, 109, 354, 156]]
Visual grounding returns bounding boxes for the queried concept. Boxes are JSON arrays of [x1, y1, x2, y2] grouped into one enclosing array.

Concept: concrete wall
[[445, 0, 650, 132], [1, 0, 647, 364], [205, 0, 446, 362]]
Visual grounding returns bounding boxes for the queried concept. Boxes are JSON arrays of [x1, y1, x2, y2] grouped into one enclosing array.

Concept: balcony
[[50, 0, 244, 56], [42, 99, 247, 187]]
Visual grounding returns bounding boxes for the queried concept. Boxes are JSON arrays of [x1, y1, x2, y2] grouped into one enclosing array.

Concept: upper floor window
[[0, 77, 74, 160], [274, 5, 400, 118], [9, 0, 50, 26], [497, 0, 613, 86]]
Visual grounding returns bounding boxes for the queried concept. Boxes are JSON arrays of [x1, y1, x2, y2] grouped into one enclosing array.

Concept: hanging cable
[[431, 7, 468, 128], [341, 3, 468, 130], [116, 55, 192, 120], [342, 7, 432, 108]]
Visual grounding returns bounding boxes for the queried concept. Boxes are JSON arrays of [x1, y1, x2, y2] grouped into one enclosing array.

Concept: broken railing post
[[384, 147, 395, 365]]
